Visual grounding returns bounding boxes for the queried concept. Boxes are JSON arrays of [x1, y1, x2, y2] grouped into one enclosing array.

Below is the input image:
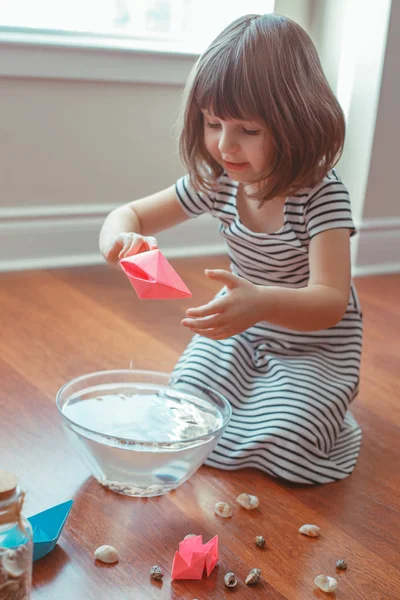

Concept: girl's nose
[[218, 131, 239, 155]]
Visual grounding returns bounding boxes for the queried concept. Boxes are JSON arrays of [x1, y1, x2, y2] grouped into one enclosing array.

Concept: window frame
[[0, 27, 198, 85], [0, 0, 311, 85]]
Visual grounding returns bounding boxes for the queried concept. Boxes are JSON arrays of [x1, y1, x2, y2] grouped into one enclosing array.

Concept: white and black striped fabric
[[172, 170, 363, 484]]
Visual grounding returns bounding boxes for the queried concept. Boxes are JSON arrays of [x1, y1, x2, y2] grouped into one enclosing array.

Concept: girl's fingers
[[114, 234, 158, 260], [122, 236, 158, 257], [106, 240, 124, 263], [120, 237, 145, 258], [182, 314, 224, 329], [146, 236, 158, 250], [116, 233, 134, 259], [105, 232, 133, 262], [186, 298, 226, 318], [205, 269, 241, 288]]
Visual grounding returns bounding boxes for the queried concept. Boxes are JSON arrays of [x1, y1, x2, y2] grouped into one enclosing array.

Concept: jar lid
[[0, 469, 17, 501]]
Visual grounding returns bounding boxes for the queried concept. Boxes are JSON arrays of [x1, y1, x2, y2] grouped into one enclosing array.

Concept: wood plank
[[0, 260, 399, 599]]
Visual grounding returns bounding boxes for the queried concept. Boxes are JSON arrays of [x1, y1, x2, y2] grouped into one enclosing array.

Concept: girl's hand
[[181, 269, 265, 339], [102, 233, 158, 266]]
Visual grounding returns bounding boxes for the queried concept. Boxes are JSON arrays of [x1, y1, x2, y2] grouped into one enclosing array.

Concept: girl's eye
[[206, 122, 221, 129], [243, 128, 261, 136]]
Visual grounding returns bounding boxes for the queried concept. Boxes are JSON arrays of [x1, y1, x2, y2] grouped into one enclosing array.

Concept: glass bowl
[[56, 370, 231, 497]]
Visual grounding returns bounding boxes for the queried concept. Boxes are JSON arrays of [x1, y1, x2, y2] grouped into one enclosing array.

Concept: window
[[0, 0, 275, 54]]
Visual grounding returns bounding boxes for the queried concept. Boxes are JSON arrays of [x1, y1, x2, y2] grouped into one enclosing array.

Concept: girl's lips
[[223, 160, 249, 171]]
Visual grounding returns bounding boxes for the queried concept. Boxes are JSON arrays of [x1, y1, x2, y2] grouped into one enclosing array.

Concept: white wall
[[362, 0, 399, 220], [311, 0, 398, 275], [353, 0, 400, 274], [0, 80, 183, 208], [0, 0, 398, 274], [0, 78, 227, 270]]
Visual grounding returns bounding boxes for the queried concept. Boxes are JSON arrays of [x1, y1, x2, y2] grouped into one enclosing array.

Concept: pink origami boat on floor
[[171, 534, 219, 580], [120, 249, 192, 300]]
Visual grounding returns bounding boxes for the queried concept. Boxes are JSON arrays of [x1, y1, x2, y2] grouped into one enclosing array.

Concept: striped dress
[[173, 170, 363, 484]]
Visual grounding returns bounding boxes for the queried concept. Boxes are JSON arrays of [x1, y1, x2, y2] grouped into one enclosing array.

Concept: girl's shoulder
[[292, 169, 349, 207], [294, 169, 355, 239], [175, 171, 238, 217], [315, 168, 346, 191]]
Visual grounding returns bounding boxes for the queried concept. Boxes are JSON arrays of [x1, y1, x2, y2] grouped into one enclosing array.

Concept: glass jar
[[0, 470, 33, 600]]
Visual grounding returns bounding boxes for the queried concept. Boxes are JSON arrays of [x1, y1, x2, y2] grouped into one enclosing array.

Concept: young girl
[[99, 13, 363, 485]]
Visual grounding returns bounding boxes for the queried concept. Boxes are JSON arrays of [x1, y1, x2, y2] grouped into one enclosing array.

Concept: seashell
[[245, 567, 261, 585], [184, 533, 197, 540], [254, 535, 266, 548], [299, 524, 320, 537], [236, 493, 259, 510], [143, 484, 165, 496], [214, 501, 232, 518], [1, 550, 25, 578], [150, 565, 164, 580], [314, 574, 338, 592], [94, 545, 119, 563], [335, 559, 348, 570], [224, 572, 238, 588]]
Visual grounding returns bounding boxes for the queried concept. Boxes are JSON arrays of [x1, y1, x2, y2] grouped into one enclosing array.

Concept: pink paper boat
[[120, 249, 192, 300], [171, 534, 219, 580]]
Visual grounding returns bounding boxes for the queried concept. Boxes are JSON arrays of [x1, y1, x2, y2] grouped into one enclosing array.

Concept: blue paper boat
[[28, 500, 73, 561]]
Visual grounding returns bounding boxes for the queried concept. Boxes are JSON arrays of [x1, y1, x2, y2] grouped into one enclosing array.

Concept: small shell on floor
[[94, 545, 119, 563], [314, 574, 338, 592], [245, 568, 261, 585], [150, 565, 164, 580], [237, 493, 259, 510], [184, 534, 197, 539], [214, 501, 232, 518], [299, 524, 321, 537], [143, 484, 165, 496], [336, 559, 348, 570], [1, 551, 25, 578], [254, 535, 266, 548], [224, 572, 238, 588]]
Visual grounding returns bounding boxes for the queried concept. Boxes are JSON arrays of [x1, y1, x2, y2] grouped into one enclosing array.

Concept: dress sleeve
[[304, 178, 356, 238], [175, 174, 215, 217]]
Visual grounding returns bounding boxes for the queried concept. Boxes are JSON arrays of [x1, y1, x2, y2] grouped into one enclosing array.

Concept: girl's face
[[202, 109, 273, 182]]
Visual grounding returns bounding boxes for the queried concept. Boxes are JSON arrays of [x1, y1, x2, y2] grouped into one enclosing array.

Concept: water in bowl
[[62, 383, 224, 497]]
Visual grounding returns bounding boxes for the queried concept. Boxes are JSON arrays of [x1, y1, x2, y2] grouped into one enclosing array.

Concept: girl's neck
[[240, 183, 285, 207], [236, 184, 286, 234]]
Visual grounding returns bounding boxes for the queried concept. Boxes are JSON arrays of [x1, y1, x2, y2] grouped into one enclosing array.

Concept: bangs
[[194, 42, 263, 123]]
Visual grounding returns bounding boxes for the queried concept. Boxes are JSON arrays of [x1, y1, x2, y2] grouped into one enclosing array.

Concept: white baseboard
[[354, 217, 400, 277], [0, 204, 226, 272], [0, 206, 399, 275]]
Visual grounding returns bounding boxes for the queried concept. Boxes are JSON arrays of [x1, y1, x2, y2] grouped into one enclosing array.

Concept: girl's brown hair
[[178, 13, 345, 203]]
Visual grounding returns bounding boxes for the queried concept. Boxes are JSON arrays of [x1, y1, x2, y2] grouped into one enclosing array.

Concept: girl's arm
[[256, 228, 352, 331], [182, 228, 352, 336], [99, 184, 190, 264]]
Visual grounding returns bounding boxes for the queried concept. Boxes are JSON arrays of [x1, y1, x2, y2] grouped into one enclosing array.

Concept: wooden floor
[[0, 256, 399, 600]]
